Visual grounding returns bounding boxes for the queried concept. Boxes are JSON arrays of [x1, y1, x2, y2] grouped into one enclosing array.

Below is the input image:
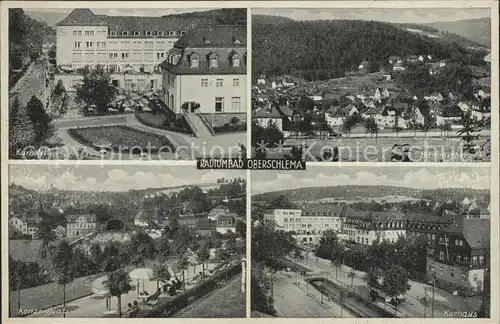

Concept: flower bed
[[136, 111, 192, 135], [199, 113, 247, 134], [68, 125, 175, 154]]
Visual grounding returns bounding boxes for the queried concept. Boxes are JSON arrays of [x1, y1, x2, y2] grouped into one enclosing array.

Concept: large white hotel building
[[54, 9, 247, 117]]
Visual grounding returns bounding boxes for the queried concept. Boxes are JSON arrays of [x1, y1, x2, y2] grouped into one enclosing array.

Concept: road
[[271, 271, 354, 318], [297, 252, 482, 318], [10, 60, 50, 109]]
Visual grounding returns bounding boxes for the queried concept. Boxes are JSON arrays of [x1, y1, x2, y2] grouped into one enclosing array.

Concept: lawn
[[175, 275, 246, 318], [136, 111, 192, 134], [255, 136, 490, 162], [68, 125, 175, 154]]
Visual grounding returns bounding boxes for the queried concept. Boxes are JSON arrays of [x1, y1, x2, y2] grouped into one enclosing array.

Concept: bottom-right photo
[[250, 166, 491, 318]]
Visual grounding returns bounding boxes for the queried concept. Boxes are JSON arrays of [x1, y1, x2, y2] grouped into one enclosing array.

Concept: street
[[297, 252, 482, 318], [10, 60, 50, 109]]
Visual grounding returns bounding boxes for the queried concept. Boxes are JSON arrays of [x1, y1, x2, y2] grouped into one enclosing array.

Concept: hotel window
[[232, 56, 240, 67], [284, 218, 288, 222], [201, 79, 208, 87], [122, 31, 129, 36], [158, 31, 164, 36], [234, 39, 241, 44], [479, 255, 484, 266], [73, 30, 79, 36], [215, 97, 224, 112], [74, 42, 81, 49], [216, 79, 223, 87], [72, 52, 82, 61], [233, 78, 240, 87], [209, 55, 218, 68], [190, 55, 199, 68], [231, 97, 241, 111], [459, 240, 463, 246], [439, 251, 445, 260], [439, 266, 444, 274], [121, 53, 129, 60], [168, 31, 175, 36], [472, 256, 478, 266], [85, 52, 94, 61], [134, 31, 140, 36], [450, 270, 454, 278], [86, 42, 94, 49], [110, 31, 117, 36], [85, 30, 89, 36], [180, 31, 187, 36], [146, 31, 152, 36], [109, 52, 118, 60], [472, 274, 478, 282], [156, 52, 165, 60], [457, 255, 462, 262]]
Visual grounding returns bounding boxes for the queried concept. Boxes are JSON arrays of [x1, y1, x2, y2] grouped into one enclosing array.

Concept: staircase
[[182, 110, 214, 138]]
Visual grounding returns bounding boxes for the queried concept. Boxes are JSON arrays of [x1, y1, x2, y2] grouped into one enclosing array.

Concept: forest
[[164, 8, 247, 25], [252, 19, 488, 81]]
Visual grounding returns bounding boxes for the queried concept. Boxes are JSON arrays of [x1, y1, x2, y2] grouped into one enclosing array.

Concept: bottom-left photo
[[7, 164, 247, 318]]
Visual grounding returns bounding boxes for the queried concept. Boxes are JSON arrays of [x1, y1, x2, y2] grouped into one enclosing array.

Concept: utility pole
[[270, 271, 274, 307], [431, 272, 436, 318]]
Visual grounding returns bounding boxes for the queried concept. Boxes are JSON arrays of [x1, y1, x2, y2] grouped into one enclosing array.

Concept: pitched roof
[[67, 214, 97, 222], [57, 9, 107, 26], [253, 105, 283, 119], [9, 240, 45, 263], [302, 203, 344, 216], [463, 218, 490, 249], [175, 25, 246, 48], [278, 105, 294, 118], [368, 211, 406, 221], [364, 106, 381, 115], [99, 15, 213, 38], [196, 219, 216, 230]]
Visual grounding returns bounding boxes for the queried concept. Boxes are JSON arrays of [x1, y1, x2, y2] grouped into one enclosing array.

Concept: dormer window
[[209, 54, 219, 68], [158, 31, 164, 36], [234, 39, 241, 44], [122, 31, 129, 36], [134, 31, 140, 36], [146, 31, 152, 36], [168, 31, 175, 36], [180, 31, 187, 36], [190, 53, 199, 68], [110, 31, 117, 36], [205, 39, 212, 44], [232, 54, 241, 67]]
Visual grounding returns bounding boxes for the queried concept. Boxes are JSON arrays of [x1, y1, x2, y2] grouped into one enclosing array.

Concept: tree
[[48, 46, 57, 59], [53, 79, 66, 97], [420, 295, 431, 318], [52, 241, 75, 317], [26, 96, 51, 142], [74, 65, 117, 113], [364, 117, 379, 142], [197, 244, 210, 281], [332, 258, 343, 279], [130, 231, 156, 260], [104, 269, 133, 318], [380, 265, 411, 309], [235, 220, 246, 238], [35, 217, 57, 247], [314, 230, 342, 261], [458, 112, 481, 154], [363, 267, 380, 291], [152, 262, 171, 289], [176, 254, 190, 288], [9, 96, 37, 157], [347, 270, 356, 289]]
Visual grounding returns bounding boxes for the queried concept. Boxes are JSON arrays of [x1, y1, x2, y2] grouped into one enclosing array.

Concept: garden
[[135, 110, 192, 135], [68, 125, 175, 154]]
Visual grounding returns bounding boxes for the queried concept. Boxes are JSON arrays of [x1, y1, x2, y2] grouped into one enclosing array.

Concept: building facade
[[55, 8, 215, 91], [66, 214, 97, 238], [160, 25, 247, 114]]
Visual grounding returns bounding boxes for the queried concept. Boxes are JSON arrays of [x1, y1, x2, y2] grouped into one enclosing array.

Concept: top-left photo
[[8, 8, 248, 160]]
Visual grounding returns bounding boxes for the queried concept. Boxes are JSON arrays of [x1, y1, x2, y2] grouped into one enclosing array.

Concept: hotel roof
[[175, 25, 246, 48]]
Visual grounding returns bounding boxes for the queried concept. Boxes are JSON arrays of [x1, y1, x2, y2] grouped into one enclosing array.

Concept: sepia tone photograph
[[8, 165, 247, 318], [251, 166, 490, 318], [251, 8, 491, 162], [8, 7, 247, 160]]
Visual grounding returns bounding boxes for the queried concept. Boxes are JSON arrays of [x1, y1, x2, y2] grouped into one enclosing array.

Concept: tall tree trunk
[[118, 295, 122, 318], [17, 280, 21, 314], [62, 283, 66, 318], [182, 271, 186, 294]]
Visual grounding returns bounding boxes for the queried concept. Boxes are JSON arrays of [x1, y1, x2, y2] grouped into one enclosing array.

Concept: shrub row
[[135, 112, 192, 135]]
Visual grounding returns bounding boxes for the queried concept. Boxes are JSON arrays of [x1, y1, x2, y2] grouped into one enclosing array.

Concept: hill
[[162, 8, 246, 25], [25, 10, 68, 28], [424, 18, 491, 48], [251, 14, 295, 25], [252, 18, 488, 81], [252, 185, 489, 205], [9, 9, 55, 68]]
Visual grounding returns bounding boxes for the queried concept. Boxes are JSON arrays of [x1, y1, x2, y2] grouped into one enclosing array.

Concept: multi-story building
[[160, 25, 247, 116], [66, 214, 97, 238], [405, 211, 456, 248], [263, 204, 344, 244], [342, 207, 407, 245], [55, 8, 215, 91], [426, 216, 490, 293], [9, 215, 40, 239], [216, 215, 237, 234]]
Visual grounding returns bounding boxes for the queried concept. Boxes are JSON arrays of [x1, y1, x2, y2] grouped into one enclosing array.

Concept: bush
[[214, 122, 247, 134]]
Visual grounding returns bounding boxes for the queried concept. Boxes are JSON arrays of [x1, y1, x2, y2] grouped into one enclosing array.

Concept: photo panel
[[250, 8, 492, 162], [7, 164, 247, 318], [8, 7, 247, 161], [251, 165, 491, 318]]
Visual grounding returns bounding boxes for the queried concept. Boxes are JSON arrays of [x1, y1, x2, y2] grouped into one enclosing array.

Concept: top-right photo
[[251, 8, 492, 162]]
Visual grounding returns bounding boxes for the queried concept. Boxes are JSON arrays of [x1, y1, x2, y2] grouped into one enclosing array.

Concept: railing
[[197, 113, 216, 136], [181, 109, 198, 137]]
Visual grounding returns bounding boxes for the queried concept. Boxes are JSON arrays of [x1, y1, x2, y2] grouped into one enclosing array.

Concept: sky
[[252, 8, 491, 23], [9, 165, 245, 192], [24, 8, 212, 17], [251, 166, 490, 194]]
